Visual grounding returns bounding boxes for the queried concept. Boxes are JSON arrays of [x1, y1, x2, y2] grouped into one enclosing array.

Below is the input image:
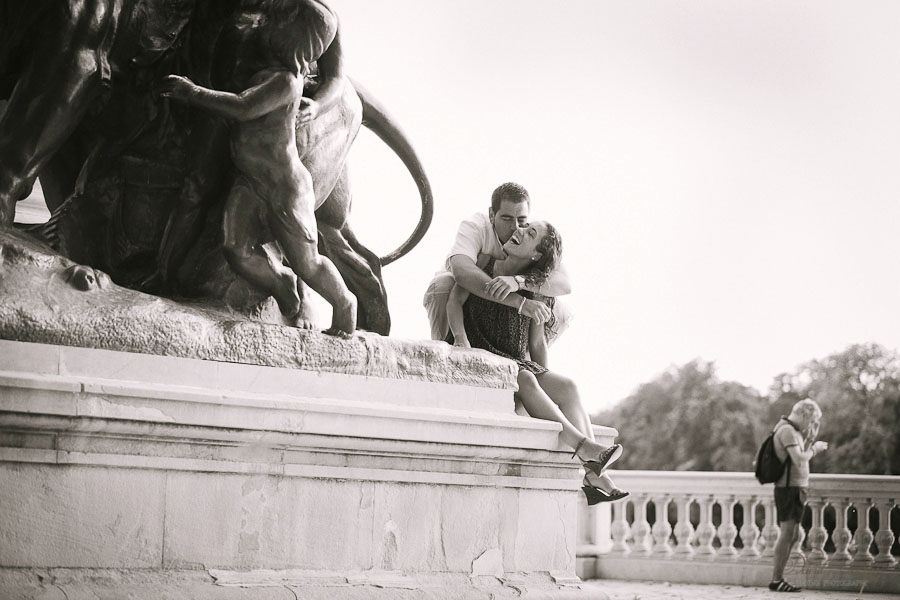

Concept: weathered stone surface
[[0, 343, 606, 599], [0, 229, 516, 388], [0, 464, 166, 568]]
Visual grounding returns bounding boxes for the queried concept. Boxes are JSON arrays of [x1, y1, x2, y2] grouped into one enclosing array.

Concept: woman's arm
[[447, 283, 471, 347], [528, 318, 548, 368]]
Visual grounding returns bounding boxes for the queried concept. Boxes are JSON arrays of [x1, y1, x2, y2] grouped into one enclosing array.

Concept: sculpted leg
[[315, 168, 390, 334], [223, 180, 300, 317], [268, 167, 356, 336], [0, 0, 110, 226]]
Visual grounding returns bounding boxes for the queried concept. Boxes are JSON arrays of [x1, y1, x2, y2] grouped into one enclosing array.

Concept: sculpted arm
[[160, 71, 295, 121], [298, 27, 345, 124]]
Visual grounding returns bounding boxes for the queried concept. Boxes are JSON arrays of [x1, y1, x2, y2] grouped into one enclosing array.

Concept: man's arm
[[533, 261, 571, 296], [785, 443, 827, 464], [484, 261, 572, 299], [449, 255, 551, 322], [298, 27, 344, 124]]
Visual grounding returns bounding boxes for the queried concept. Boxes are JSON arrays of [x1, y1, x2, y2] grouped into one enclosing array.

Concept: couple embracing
[[423, 182, 628, 504]]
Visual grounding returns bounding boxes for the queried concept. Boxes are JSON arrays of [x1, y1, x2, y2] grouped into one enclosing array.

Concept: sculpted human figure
[[159, 0, 357, 336]]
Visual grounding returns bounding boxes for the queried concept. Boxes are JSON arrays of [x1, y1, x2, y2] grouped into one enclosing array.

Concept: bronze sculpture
[[0, 0, 432, 335]]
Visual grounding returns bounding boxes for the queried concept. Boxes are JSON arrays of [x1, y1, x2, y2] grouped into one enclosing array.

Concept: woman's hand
[[520, 299, 551, 323], [484, 276, 519, 300]]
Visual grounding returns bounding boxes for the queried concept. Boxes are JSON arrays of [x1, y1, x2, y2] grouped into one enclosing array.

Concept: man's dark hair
[[490, 182, 530, 213]]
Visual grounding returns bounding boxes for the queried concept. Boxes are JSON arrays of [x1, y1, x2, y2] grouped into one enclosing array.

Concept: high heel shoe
[[581, 483, 630, 505], [572, 439, 623, 476]]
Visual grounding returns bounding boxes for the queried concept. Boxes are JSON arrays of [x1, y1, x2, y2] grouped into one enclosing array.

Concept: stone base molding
[[0, 340, 617, 600]]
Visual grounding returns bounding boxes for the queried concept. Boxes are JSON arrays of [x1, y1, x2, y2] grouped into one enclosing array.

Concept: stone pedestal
[[0, 339, 614, 599]]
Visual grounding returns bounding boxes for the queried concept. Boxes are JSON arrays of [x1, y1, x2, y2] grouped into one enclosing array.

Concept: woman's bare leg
[[516, 370, 595, 450], [534, 370, 624, 492]]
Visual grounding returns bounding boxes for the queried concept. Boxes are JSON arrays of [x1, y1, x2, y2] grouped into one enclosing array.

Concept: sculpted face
[[131, 0, 195, 66], [503, 221, 548, 262], [489, 199, 529, 245], [64, 265, 110, 292]]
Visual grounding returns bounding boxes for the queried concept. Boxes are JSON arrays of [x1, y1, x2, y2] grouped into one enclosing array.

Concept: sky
[[329, 0, 900, 412], [16, 1, 900, 413]]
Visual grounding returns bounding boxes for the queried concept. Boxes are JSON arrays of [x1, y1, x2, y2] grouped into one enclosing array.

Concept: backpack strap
[[774, 418, 794, 485]]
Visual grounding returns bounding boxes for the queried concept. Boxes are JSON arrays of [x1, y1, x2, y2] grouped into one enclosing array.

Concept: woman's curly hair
[[520, 222, 563, 339], [521, 222, 563, 291]]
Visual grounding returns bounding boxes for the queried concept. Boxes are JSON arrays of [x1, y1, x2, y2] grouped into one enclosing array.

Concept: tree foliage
[[594, 344, 900, 475]]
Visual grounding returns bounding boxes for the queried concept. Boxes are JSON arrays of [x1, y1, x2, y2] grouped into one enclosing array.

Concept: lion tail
[[352, 78, 433, 266]]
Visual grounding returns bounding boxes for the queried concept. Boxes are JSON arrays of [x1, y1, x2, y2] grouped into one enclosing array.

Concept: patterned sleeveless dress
[[458, 259, 550, 375]]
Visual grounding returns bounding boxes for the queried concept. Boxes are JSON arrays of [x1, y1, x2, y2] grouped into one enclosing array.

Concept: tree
[[595, 360, 765, 471], [768, 343, 900, 476]]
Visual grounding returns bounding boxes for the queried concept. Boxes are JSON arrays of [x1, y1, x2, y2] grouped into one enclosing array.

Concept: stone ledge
[[0, 370, 562, 452], [1, 340, 515, 413], [0, 229, 517, 389]]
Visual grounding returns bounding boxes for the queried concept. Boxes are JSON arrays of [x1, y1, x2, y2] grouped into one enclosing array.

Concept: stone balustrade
[[577, 470, 900, 593]]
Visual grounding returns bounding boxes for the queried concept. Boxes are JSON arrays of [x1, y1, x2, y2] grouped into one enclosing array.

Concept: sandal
[[579, 443, 623, 476], [581, 482, 630, 505], [768, 579, 801, 592]]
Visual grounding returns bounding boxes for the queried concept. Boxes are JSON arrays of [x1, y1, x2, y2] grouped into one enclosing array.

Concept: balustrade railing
[[578, 471, 900, 591]]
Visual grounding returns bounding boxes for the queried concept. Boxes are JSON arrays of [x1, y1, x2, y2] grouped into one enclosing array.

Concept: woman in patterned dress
[[446, 221, 628, 504]]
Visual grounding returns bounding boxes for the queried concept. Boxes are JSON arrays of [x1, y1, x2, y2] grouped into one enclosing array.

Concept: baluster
[[829, 497, 853, 566], [873, 500, 897, 568], [717, 496, 738, 558], [850, 502, 875, 565], [739, 496, 761, 558], [760, 497, 779, 559], [694, 495, 717, 557], [672, 494, 695, 557], [806, 497, 828, 565], [610, 498, 631, 555], [630, 495, 653, 556], [789, 519, 806, 562], [651, 494, 673, 556]]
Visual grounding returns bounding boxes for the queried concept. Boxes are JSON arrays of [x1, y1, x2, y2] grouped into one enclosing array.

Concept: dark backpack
[[754, 420, 799, 484]]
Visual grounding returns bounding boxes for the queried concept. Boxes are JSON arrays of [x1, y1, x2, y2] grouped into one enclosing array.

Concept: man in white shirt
[[423, 182, 572, 342]]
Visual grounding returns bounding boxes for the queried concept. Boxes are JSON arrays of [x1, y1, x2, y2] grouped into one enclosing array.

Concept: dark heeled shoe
[[582, 443, 623, 477], [581, 484, 630, 505]]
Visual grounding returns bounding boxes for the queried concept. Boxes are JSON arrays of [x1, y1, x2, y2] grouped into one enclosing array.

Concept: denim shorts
[[774, 486, 808, 524]]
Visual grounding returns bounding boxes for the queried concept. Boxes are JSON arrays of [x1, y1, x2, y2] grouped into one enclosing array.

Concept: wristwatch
[[514, 275, 526, 290]]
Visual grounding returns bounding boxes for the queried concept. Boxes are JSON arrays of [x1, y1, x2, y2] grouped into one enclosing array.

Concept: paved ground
[[585, 579, 900, 600]]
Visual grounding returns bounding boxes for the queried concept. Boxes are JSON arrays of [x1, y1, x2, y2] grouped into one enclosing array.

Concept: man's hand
[[811, 441, 828, 455], [520, 299, 551, 323], [484, 276, 519, 300], [158, 75, 197, 102], [298, 97, 321, 124]]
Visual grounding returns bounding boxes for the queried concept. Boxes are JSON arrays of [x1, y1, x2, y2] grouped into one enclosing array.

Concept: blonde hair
[[789, 398, 822, 422]]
